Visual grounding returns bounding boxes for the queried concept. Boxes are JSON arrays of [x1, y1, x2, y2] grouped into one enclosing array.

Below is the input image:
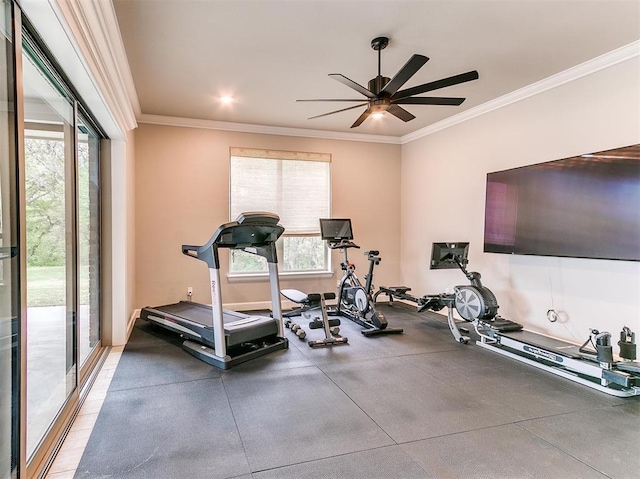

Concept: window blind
[[230, 148, 331, 234]]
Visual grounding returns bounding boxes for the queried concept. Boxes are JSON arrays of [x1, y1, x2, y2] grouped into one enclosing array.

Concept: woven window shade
[[230, 148, 331, 234]]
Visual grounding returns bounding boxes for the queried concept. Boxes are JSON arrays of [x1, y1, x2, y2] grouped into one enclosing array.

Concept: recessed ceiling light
[[371, 112, 384, 119], [220, 96, 234, 104]]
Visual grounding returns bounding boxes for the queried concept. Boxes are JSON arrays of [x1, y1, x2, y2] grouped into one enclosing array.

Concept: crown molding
[[401, 40, 640, 144], [137, 114, 403, 144], [52, 0, 139, 134], [52, 1, 635, 146]]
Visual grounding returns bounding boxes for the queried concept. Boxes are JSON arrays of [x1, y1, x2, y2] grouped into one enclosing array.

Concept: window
[[229, 148, 331, 275]]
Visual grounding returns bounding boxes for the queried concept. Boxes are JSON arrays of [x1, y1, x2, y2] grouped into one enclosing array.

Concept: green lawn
[[27, 265, 90, 307]]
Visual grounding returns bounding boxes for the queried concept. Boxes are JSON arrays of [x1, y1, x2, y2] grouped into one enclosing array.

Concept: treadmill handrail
[[182, 245, 199, 259], [181, 212, 285, 268]]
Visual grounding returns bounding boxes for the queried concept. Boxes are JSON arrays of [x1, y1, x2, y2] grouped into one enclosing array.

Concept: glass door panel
[[22, 46, 76, 458], [77, 117, 100, 366], [1, 1, 18, 476]]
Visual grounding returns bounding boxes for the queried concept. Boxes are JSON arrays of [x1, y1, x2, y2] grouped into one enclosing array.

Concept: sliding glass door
[[0, 1, 19, 476], [22, 40, 77, 458], [0, 2, 105, 474]]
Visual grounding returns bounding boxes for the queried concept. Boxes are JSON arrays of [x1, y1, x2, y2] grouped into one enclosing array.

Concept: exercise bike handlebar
[[328, 240, 360, 250]]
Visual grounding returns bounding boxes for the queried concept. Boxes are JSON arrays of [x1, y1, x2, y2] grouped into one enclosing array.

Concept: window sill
[[227, 270, 335, 283]]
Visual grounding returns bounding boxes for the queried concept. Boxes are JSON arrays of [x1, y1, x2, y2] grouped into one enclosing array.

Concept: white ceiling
[[112, 0, 640, 138]]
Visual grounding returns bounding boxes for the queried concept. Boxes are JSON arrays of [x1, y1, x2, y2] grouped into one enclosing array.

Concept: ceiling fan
[[298, 36, 479, 128]]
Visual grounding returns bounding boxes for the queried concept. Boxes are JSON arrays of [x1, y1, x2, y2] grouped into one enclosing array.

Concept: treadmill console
[[183, 212, 285, 268], [235, 211, 280, 225]]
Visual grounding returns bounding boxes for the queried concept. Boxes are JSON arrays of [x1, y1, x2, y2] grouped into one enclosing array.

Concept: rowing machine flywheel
[[454, 285, 499, 321]]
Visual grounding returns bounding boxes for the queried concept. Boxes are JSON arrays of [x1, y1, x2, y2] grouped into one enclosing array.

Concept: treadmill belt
[[153, 302, 214, 325], [151, 302, 267, 329]]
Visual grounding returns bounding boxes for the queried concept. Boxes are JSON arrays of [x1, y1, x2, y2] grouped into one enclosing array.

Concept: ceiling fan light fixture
[[371, 112, 384, 119], [370, 97, 391, 113], [219, 95, 234, 104]]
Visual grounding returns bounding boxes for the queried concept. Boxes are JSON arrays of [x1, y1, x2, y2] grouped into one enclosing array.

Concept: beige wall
[[134, 124, 402, 309], [400, 57, 640, 342], [102, 133, 138, 346]]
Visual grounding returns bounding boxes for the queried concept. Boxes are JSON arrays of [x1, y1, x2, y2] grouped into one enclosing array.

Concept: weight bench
[[281, 289, 348, 347]]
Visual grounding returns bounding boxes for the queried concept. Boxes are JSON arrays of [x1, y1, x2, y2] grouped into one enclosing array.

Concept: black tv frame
[[483, 143, 640, 262]]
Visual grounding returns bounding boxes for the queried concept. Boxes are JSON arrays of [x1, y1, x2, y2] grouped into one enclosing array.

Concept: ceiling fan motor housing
[[368, 76, 391, 96]]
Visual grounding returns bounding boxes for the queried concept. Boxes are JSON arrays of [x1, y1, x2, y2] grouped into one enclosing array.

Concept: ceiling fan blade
[[386, 104, 416, 122], [394, 97, 466, 106], [329, 74, 376, 99], [351, 108, 372, 128], [297, 99, 370, 102], [380, 54, 429, 96], [392, 70, 479, 101], [308, 103, 368, 120]]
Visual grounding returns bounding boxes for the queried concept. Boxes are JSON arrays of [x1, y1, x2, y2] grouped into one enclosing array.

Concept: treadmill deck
[[141, 301, 279, 347], [150, 301, 273, 332]]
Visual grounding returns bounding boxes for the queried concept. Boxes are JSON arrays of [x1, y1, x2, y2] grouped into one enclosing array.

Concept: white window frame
[[228, 147, 332, 280]]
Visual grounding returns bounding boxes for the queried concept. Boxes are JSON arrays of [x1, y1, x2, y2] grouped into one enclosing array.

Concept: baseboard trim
[[127, 308, 140, 339]]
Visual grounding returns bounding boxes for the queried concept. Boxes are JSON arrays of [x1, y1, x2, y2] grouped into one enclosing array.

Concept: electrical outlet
[[187, 287, 193, 296]]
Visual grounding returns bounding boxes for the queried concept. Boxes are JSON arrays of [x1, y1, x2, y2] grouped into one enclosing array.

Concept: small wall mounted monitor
[[430, 242, 469, 269], [319, 218, 354, 242]]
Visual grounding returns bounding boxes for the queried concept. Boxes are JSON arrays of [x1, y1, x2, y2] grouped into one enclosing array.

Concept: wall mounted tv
[[484, 144, 640, 261]]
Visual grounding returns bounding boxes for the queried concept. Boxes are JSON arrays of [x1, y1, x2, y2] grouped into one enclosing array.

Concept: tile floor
[[45, 346, 124, 479], [46, 305, 640, 478]]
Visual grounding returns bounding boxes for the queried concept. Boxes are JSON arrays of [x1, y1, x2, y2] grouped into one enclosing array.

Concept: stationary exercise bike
[[320, 218, 403, 336]]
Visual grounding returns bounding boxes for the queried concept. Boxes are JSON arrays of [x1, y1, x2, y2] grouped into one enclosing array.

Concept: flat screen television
[[319, 218, 353, 242], [484, 144, 640, 261]]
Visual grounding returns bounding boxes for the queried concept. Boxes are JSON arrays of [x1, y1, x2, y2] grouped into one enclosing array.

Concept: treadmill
[[140, 212, 288, 369]]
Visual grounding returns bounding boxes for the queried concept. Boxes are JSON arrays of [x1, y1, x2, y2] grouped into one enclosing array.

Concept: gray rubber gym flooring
[[74, 304, 640, 478]]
